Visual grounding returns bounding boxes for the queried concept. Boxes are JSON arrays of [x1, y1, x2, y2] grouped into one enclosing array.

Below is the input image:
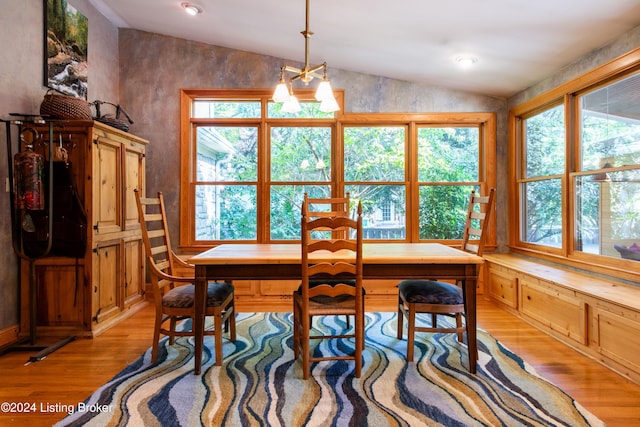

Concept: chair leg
[[456, 313, 464, 342], [293, 301, 300, 359], [407, 304, 416, 362], [302, 313, 311, 380], [397, 297, 404, 339], [214, 308, 223, 366], [151, 311, 163, 363], [354, 313, 363, 378], [229, 305, 236, 342], [169, 317, 177, 345]]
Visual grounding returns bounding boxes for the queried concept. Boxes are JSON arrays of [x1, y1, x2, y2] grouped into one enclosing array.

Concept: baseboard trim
[[0, 324, 20, 348]]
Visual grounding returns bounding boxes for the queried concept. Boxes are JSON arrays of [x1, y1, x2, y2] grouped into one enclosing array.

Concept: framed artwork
[[43, 0, 88, 99]]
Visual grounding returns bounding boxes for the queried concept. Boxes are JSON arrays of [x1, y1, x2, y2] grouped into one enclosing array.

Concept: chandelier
[[272, 0, 339, 113]]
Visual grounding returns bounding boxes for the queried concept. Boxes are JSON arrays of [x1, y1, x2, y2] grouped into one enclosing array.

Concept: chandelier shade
[[272, 0, 339, 113]]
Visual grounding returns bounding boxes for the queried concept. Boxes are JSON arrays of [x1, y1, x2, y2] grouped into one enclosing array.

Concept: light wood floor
[[0, 298, 639, 426]]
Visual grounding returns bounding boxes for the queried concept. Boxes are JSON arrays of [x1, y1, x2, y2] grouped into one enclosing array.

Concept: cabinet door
[[32, 260, 85, 327], [591, 304, 640, 376], [520, 276, 587, 345], [124, 141, 146, 230], [487, 264, 518, 308], [92, 136, 122, 235], [124, 238, 145, 305], [92, 240, 122, 324]]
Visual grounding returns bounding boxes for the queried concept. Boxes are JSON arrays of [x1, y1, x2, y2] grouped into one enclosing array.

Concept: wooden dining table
[[189, 242, 484, 375]]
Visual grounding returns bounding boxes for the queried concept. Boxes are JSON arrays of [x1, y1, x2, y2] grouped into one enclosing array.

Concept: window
[[575, 73, 640, 259], [511, 50, 640, 276], [417, 126, 481, 240], [344, 126, 406, 240], [180, 90, 496, 249], [520, 105, 565, 248]]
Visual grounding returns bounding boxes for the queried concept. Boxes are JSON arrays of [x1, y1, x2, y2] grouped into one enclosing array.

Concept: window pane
[[195, 185, 257, 240], [193, 101, 260, 118], [417, 127, 478, 182], [418, 185, 476, 239], [344, 127, 405, 182], [576, 169, 640, 259], [270, 127, 331, 181], [346, 184, 406, 240], [524, 105, 565, 177], [268, 101, 334, 119], [196, 127, 257, 182], [522, 179, 562, 247], [270, 185, 331, 240], [580, 73, 640, 171]]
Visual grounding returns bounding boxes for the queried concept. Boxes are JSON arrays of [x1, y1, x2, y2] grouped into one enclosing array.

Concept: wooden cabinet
[[485, 253, 640, 385], [20, 121, 148, 338]]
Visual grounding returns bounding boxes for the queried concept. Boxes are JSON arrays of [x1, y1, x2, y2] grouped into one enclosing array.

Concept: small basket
[[40, 90, 92, 120], [90, 100, 134, 132]]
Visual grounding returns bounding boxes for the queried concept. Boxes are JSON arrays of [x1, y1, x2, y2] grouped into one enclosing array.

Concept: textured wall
[[509, 26, 640, 108], [118, 29, 509, 253], [0, 0, 119, 329]]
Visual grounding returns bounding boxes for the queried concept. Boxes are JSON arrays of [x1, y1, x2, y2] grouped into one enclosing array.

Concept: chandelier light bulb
[[319, 96, 340, 113], [273, 82, 290, 103], [314, 79, 333, 102], [282, 94, 301, 113]]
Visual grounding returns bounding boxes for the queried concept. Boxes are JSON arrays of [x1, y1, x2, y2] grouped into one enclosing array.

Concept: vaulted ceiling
[[88, 0, 640, 98]]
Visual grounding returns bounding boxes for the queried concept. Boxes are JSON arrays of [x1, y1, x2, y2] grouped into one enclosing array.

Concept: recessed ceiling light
[[455, 55, 478, 67], [181, 2, 202, 16]]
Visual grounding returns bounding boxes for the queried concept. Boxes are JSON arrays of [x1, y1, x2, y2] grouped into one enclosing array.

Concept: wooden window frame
[[509, 47, 640, 282], [180, 89, 496, 251]]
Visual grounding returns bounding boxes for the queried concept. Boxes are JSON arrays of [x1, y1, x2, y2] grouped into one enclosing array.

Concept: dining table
[[189, 242, 484, 375]]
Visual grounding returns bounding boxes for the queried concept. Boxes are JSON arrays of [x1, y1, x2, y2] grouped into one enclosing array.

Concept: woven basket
[[90, 100, 134, 132], [40, 91, 92, 120]]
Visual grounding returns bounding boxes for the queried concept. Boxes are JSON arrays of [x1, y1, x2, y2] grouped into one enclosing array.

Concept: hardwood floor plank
[[0, 298, 639, 426]]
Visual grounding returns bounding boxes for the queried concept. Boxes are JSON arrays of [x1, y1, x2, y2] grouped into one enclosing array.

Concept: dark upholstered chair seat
[[163, 282, 234, 308], [397, 280, 462, 305]]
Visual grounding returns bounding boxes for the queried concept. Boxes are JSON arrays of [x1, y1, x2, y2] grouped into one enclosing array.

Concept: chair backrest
[[300, 199, 363, 300], [134, 189, 179, 292], [461, 188, 495, 256], [303, 192, 350, 219], [303, 192, 351, 239]]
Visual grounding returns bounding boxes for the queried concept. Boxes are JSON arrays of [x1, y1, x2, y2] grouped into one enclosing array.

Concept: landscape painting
[[44, 0, 88, 99]]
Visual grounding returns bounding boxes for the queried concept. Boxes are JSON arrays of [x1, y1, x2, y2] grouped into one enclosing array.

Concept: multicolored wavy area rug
[[56, 312, 603, 426]]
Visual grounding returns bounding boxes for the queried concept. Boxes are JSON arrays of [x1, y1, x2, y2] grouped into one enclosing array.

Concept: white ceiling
[[88, 0, 640, 98]]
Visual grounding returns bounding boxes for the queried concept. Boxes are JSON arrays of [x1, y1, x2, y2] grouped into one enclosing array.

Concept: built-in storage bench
[[484, 253, 640, 385]]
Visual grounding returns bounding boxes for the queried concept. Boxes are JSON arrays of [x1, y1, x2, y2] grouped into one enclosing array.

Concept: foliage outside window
[[417, 127, 480, 240], [180, 90, 496, 249], [511, 53, 640, 275], [344, 126, 406, 240], [520, 105, 565, 248]]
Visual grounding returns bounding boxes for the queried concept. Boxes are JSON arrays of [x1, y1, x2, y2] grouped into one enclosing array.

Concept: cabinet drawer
[[487, 265, 518, 308], [520, 277, 586, 345]]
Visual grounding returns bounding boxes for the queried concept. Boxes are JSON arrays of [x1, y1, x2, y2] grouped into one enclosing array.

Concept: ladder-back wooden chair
[[301, 193, 360, 327], [397, 188, 495, 362], [134, 189, 235, 367], [293, 199, 364, 379]]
